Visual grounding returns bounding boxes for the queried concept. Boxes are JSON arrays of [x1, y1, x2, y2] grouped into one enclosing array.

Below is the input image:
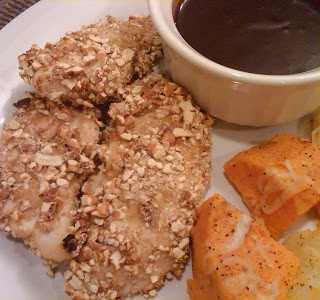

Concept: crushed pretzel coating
[[0, 92, 101, 264], [65, 73, 213, 299], [18, 16, 162, 106]]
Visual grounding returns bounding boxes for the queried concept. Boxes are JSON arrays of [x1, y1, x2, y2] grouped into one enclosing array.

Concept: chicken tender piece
[[0, 93, 102, 264], [65, 73, 213, 299], [18, 16, 162, 106]]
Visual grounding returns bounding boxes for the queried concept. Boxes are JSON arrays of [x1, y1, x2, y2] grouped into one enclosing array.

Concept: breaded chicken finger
[[19, 16, 162, 107], [0, 93, 102, 264], [65, 73, 213, 299]]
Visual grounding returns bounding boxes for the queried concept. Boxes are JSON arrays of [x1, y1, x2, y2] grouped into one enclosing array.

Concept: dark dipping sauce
[[175, 0, 320, 75]]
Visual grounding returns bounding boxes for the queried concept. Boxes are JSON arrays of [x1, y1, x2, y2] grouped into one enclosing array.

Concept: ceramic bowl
[[148, 0, 320, 126]]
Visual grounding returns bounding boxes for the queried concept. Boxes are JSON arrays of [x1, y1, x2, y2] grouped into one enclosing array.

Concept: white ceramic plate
[[0, 1, 316, 299]]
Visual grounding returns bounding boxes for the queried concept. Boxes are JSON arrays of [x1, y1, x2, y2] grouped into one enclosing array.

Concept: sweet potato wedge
[[188, 194, 299, 300], [224, 134, 320, 239]]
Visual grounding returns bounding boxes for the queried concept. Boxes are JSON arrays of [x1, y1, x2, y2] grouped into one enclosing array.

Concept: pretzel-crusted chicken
[[65, 73, 213, 299], [18, 16, 162, 107], [0, 93, 102, 264]]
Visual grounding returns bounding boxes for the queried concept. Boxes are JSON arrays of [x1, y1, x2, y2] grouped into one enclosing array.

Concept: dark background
[[0, 0, 39, 29]]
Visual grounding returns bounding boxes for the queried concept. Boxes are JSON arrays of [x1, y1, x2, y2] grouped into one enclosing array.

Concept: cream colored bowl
[[148, 0, 320, 126]]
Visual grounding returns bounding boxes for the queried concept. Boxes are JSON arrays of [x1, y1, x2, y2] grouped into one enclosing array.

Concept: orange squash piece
[[188, 194, 299, 300], [224, 134, 320, 239]]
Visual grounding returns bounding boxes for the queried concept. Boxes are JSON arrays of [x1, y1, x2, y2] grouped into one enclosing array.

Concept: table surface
[[0, 0, 39, 29]]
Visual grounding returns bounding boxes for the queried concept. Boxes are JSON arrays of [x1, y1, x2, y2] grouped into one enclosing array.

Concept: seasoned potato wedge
[[311, 109, 320, 216], [188, 194, 299, 300], [312, 106, 320, 146], [224, 134, 320, 239], [283, 228, 320, 299]]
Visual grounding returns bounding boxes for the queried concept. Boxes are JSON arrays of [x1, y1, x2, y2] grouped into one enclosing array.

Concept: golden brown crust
[[18, 16, 163, 106], [0, 93, 102, 264], [65, 73, 213, 299]]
